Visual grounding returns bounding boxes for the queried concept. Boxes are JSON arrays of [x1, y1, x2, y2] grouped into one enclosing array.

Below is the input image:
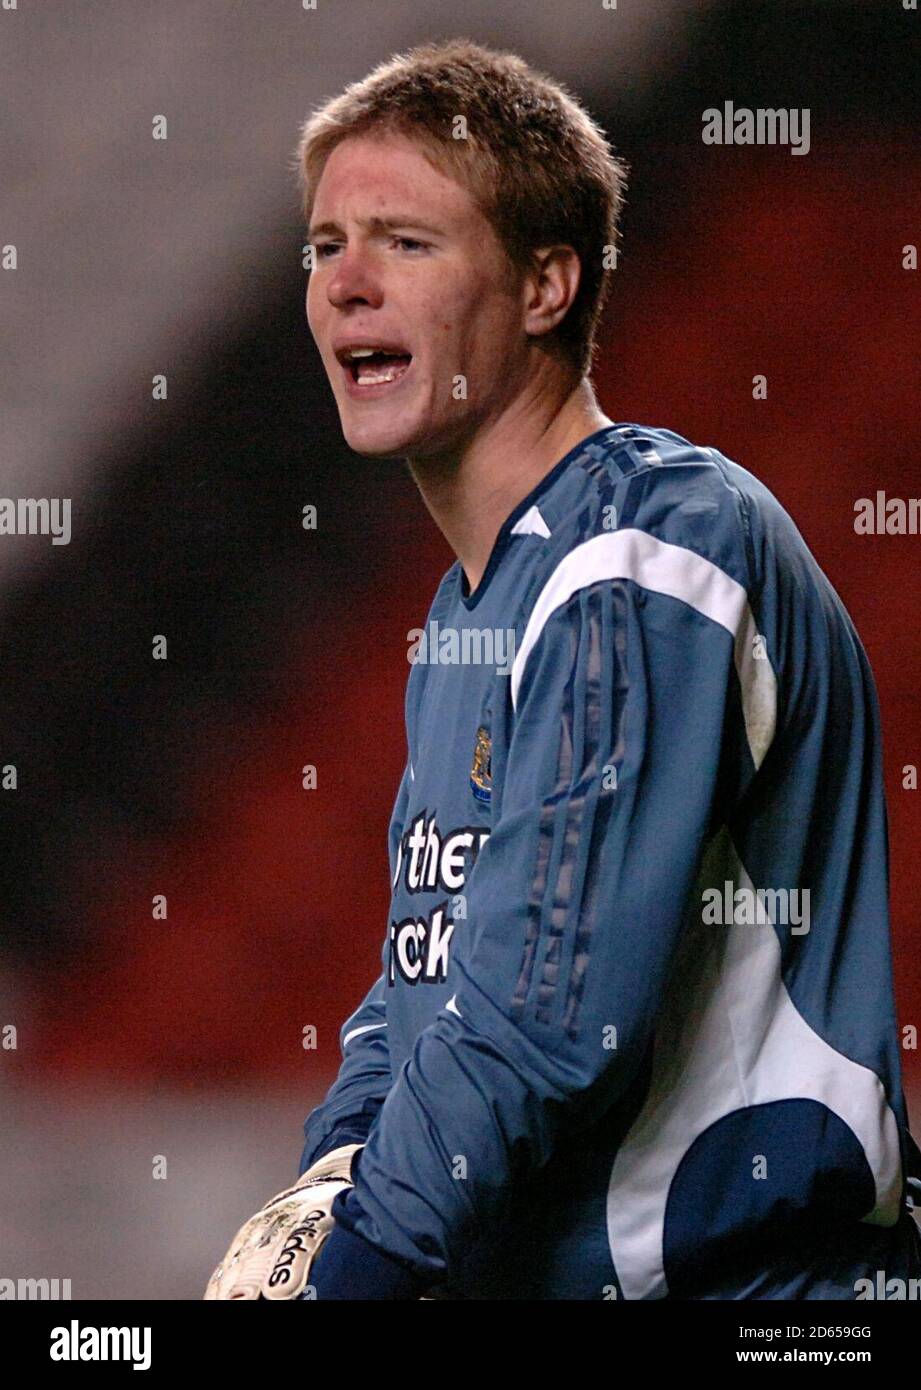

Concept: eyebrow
[[307, 215, 447, 240]]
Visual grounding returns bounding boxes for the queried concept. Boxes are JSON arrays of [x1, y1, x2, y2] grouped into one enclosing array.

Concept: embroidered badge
[[470, 725, 492, 804]]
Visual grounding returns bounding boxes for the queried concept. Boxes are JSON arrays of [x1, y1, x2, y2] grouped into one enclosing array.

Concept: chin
[[339, 411, 425, 460]]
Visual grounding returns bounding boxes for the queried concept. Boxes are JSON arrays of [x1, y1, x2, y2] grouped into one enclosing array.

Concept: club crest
[[470, 725, 492, 804]]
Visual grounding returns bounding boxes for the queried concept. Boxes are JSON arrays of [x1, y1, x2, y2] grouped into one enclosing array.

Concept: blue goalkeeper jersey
[[300, 422, 920, 1300]]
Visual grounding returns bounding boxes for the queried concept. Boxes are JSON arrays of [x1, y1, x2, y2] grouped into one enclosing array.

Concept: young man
[[205, 39, 920, 1301]]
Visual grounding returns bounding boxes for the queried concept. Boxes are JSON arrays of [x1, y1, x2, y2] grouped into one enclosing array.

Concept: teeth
[[346, 347, 406, 360], [357, 361, 405, 385]]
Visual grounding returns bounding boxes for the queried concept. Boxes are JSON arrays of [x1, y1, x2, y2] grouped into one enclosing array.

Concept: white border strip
[[342, 1021, 387, 1048], [510, 528, 776, 769]]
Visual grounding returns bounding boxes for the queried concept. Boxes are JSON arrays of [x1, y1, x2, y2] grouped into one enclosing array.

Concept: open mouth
[[337, 346, 413, 390]]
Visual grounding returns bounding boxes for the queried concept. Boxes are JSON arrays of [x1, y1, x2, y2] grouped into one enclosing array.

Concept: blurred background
[[1, 0, 919, 1298]]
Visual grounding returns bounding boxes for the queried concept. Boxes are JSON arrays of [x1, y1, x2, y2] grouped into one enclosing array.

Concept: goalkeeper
[[207, 39, 921, 1300]]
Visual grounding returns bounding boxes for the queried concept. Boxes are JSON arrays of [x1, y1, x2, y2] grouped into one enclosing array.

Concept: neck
[[406, 376, 613, 595]]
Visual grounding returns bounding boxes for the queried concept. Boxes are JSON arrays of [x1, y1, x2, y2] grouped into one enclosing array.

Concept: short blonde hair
[[293, 38, 629, 377]]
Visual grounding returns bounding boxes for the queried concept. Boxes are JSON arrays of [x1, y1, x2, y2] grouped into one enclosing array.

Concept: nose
[[326, 244, 384, 311]]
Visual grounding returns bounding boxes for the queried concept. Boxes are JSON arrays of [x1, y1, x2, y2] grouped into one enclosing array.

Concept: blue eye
[[309, 236, 428, 261]]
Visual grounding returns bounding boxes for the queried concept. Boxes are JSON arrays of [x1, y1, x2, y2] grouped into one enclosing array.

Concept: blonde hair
[[293, 38, 628, 377]]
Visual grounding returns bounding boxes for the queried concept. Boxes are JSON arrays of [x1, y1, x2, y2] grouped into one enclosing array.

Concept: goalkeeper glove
[[203, 1142, 361, 1300]]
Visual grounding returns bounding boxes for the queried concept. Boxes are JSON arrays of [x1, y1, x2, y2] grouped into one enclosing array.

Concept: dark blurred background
[[1, 0, 919, 1296]]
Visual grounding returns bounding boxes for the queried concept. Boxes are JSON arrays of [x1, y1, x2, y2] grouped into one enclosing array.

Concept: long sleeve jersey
[[299, 422, 920, 1300]]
